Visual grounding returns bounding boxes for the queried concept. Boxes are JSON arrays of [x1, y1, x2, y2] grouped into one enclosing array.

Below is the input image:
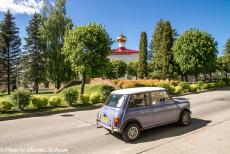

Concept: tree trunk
[[181, 75, 184, 81], [80, 72, 86, 95], [7, 46, 10, 95], [204, 73, 207, 82], [209, 73, 212, 81], [185, 75, 188, 82], [56, 81, 61, 90], [35, 82, 39, 94]]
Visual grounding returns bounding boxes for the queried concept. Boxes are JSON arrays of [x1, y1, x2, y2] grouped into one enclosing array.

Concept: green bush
[[79, 94, 90, 104], [190, 84, 199, 92], [63, 88, 78, 106], [202, 83, 210, 89], [0, 100, 13, 112], [49, 97, 61, 107], [178, 82, 190, 92], [89, 92, 101, 104], [215, 81, 225, 87], [11, 89, 31, 110], [100, 85, 115, 102], [221, 78, 230, 85], [175, 86, 182, 94], [32, 96, 48, 108], [196, 81, 205, 89]]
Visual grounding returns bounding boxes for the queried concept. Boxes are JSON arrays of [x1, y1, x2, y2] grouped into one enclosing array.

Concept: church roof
[[111, 47, 139, 54]]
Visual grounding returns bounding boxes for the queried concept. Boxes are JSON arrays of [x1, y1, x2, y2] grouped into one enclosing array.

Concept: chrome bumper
[[96, 119, 120, 133]]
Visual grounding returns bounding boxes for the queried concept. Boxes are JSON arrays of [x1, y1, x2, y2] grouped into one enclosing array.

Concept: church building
[[108, 33, 139, 62]]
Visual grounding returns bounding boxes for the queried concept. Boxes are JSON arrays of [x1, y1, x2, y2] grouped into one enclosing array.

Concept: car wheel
[[179, 111, 191, 126], [122, 123, 140, 142]]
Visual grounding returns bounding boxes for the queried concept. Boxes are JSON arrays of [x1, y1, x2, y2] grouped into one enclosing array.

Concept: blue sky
[[0, 0, 230, 54]]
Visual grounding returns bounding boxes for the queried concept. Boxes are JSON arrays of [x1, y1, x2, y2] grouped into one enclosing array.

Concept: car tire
[[179, 110, 191, 126], [122, 123, 140, 142]]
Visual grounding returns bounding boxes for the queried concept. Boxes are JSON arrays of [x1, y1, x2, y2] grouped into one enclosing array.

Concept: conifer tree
[[0, 10, 21, 94], [24, 13, 46, 93], [138, 32, 148, 79], [150, 20, 174, 80]]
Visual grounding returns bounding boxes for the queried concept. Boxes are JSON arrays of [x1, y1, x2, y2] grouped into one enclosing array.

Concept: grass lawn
[[0, 84, 106, 118]]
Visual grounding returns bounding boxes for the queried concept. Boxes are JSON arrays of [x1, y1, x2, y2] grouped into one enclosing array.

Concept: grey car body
[[97, 87, 191, 141]]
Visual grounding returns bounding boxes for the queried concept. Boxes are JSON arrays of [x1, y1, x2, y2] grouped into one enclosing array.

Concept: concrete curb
[[0, 104, 103, 122]]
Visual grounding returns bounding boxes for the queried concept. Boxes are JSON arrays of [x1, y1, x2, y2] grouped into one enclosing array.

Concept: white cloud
[[0, 0, 43, 15]]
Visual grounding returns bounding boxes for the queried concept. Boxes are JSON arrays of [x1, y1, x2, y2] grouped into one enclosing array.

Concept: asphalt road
[[0, 88, 230, 154]]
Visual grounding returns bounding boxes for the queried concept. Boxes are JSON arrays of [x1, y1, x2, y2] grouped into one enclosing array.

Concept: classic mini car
[[96, 87, 191, 142]]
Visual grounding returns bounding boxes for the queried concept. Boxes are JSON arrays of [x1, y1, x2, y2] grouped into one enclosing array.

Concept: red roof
[[111, 47, 139, 54]]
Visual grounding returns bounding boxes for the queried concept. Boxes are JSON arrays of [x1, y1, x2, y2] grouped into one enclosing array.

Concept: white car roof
[[111, 87, 166, 95]]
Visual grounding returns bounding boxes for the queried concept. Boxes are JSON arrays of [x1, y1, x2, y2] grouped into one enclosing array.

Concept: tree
[[173, 29, 217, 81], [0, 10, 21, 94], [23, 13, 46, 93], [223, 38, 230, 75], [62, 23, 113, 95], [150, 20, 174, 80], [126, 61, 138, 79], [106, 60, 127, 79], [138, 32, 148, 79], [40, 0, 74, 89]]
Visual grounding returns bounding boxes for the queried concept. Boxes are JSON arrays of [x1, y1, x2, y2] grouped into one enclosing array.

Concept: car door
[[151, 91, 180, 125], [125, 92, 154, 128]]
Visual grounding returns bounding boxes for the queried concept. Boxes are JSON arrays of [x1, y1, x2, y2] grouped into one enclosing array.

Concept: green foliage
[[223, 38, 230, 70], [89, 92, 101, 104], [63, 23, 113, 94], [49, 97, 61, 107], [11, 89, 31, 110], [173, 29, 217, 79], [41, 0, 74, 89], [178, 82, 191, 92], [32, 96, 48, 108], [100, 85, 115, 102], [23, 13, 46, 93], [202, 83, 210, 89], [79, 94, 90, 104], [138, 32, 148, 79], [126, 61, 138, 79], [190, 84, 199, 92], [214, 81, 225, 87], [157, 82, 175, 93], [221, 78, 230, 85], [0, 10, 22, 94], [105, 60, 127, 79], [0, 100, 13, 112], [174, 86, 182, 94], [150, 19, 174, 79], [63, 88, 78, 106]]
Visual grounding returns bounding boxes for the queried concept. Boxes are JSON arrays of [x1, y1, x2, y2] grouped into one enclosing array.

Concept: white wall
[[108, 53, 139, 63]]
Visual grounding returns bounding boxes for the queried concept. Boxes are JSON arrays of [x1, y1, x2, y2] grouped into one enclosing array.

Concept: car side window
[[151, 91, 173, 105], [128, 93, 151, 108]]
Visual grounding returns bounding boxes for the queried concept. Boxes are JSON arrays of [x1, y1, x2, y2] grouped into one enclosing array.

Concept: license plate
[[101, 116, 109, 123]]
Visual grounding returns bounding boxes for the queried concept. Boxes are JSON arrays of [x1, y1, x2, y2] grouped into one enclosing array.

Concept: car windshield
[[105, 94, 126, 108]]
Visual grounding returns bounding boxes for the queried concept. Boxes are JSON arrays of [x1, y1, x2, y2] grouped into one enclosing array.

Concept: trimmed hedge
[[0, 100, 13, 112], [89, 92, 101, 104], [49, 97, 61, 107], [32, 96, 48, 108], [79, 94, 90, 104]]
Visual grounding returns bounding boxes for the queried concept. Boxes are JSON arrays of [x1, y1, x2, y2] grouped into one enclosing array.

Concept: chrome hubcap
[[183, 113, 190, 124], [128, 127, 138, 139]]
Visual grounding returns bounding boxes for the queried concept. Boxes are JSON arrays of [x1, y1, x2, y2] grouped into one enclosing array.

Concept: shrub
[[196, 81, 205, 89], [100, 85, 115, 102], [202, 83, 210, 89], [215, 81, 225, 87], [0, 100, 13, 112], [190, 84, 199, 92], [89, 92, 101, 104], [79, 94, 90, 104], [11, 89, 31, 110], [121, 82, 137, 88], [49, 97, 61, 107], [178, 82, 191, 92], [63, 88, 78, 106], [175, 86, 182, 94], [221, 78, 230, 85], [32, 96, 48, 108], [157, 82, 175, 94]]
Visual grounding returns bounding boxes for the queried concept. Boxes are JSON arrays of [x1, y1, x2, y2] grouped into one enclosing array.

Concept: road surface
[[0, 88, 230, 154]]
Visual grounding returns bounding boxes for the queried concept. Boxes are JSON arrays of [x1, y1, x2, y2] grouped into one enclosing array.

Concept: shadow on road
[[112, 118, 211, 143]]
